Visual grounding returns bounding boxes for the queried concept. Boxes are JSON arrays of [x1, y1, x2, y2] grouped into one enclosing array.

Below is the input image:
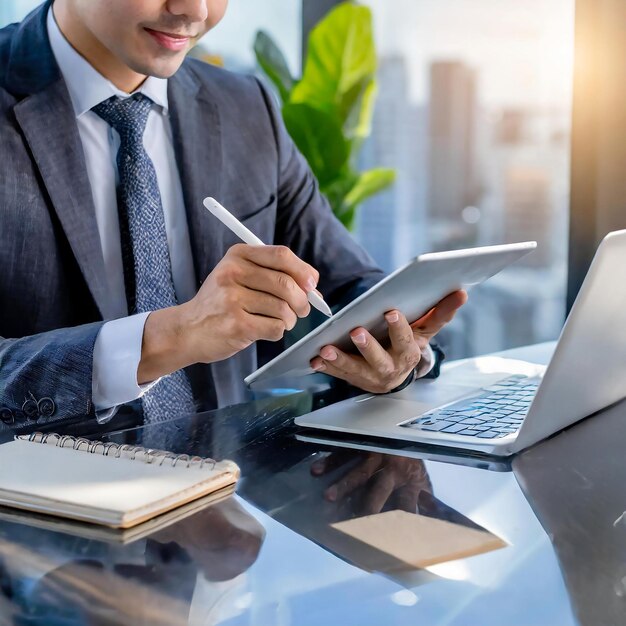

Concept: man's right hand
[[137, 244, 318, 384]]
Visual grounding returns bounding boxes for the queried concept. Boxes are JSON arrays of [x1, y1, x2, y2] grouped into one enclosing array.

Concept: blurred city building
[[357, 56, 428, 273], [427, 60, 481, 250]]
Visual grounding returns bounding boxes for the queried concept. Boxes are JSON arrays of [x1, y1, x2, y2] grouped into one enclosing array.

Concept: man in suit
[[0, 0, 465, 429]]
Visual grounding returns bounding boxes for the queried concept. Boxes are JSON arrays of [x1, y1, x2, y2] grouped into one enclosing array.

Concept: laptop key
[[461, 418, 491, 426], [455, 410, 485, 418], [502, 415, 524, 421], [418, 421, 455, 431], [441, 423, 468, 434], [465, 426, 491, 433]]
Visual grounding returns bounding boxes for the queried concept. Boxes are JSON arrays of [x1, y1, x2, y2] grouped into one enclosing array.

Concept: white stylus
[[203, 197, 332, 317]]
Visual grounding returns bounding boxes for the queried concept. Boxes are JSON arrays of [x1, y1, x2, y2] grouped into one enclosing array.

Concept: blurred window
[[356, 0, 575, 358], [0, 0, 40, 25], [195, 1, 301, 74]]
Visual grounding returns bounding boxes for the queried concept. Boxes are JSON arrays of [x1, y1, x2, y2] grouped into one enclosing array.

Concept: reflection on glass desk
[[0, 343, 624, 625]]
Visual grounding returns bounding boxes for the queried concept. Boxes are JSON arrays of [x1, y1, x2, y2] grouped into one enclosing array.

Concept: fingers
[[237, 244, 320, 296], [242, 312, 293, 342], [411, 290, 467, 337], [221, 248, 312, 318], [312, 331, 391, 381], [394, 483, 421, 513], [324, 454, 382, 502], [241, 290, 298, 331], [310, 294, 465, 389], [310, 343, 376, 390], [311, 316, 421, 393], [362, 471, 397, 514], [190, 244, 321, 363], [310, 343, 399, 394], [238, 261, 310, 315], [350, 327, 395, 379], [386, 310, 422, 368]]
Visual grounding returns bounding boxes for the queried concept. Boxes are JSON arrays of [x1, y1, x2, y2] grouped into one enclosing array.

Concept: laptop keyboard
[[400, 374, 541, 439]]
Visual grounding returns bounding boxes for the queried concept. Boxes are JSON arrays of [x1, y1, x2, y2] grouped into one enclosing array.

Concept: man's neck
[[52, 1, 146, 93]]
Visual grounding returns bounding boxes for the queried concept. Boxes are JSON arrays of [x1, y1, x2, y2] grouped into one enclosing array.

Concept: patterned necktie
[[92, 94, 196, 424]]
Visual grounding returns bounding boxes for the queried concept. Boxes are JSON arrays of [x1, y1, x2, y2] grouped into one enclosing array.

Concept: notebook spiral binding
[[21, 432, 217, 470]]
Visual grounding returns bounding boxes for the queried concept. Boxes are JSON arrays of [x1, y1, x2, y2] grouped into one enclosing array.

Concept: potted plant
[[254, 1, 395, 231]]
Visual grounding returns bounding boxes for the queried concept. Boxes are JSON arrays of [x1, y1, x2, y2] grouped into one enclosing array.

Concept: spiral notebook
[[0, 487, 236, 544], [0, 433, 240, 529]]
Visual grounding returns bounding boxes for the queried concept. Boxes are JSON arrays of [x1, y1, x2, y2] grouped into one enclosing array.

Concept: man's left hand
[[311, 452, 432, 515], [310, 289, 467, 394]]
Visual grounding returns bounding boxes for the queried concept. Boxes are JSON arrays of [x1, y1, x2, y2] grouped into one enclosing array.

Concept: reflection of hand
[[26, 499, 265, 625], [310, 291, 467, 393], [152, 497, 266, 582], [311, 452, 433, 515]]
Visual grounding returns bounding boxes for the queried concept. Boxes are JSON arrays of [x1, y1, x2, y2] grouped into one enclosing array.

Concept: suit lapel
[[168, 65, 223, 287], [13, 82, 116, 320], [8, 1, 116, 321]]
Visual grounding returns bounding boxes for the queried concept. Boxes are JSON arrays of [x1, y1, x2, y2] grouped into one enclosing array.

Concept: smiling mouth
[[144, 28, 195, 52]]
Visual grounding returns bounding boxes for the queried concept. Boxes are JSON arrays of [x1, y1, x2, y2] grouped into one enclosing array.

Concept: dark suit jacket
[[0, 2, 387, 429]]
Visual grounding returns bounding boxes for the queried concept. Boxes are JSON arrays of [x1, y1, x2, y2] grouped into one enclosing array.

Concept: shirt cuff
[[92, 312, 160, 423], [414, 344, 436, 378]]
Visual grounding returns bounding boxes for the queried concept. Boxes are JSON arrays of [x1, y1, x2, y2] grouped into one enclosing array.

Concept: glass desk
[[0, 343, 623, 625]]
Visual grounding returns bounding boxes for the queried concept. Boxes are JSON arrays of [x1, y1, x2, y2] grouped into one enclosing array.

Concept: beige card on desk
[[331, 509, 507, 571]]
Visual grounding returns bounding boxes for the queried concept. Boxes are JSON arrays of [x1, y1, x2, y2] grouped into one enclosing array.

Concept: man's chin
[[128, 55, 187, 80]]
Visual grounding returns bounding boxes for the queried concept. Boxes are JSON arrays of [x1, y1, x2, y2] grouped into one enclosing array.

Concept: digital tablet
[[245, 241, 536, 388]]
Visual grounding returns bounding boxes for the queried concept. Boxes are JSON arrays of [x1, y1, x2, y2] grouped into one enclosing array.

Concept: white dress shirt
[[47, 8, 196, 420]]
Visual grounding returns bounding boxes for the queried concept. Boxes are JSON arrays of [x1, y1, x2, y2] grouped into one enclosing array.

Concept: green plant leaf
[[292, 2, 376, 128], [344, 167, 396, 210], [324, 166, 395, 231], [282, 103, 350, 187], [253, 3, 395, 232], [343, 78, 377, 141], [253, 30, 295, 102], [321, 168, 359, 217]]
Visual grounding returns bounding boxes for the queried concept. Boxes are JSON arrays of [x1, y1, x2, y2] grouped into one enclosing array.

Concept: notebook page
[[0, 440, 238, 527]]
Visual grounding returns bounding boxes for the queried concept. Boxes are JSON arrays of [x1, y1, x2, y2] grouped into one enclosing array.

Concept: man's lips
[[144, 28, 192, 52]]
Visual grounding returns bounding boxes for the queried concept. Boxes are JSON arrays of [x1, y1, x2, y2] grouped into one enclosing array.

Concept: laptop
[[296, 230, 626, 457]]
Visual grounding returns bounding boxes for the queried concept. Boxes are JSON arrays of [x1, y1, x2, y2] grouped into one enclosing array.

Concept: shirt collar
[[46, 7, 169, 118]]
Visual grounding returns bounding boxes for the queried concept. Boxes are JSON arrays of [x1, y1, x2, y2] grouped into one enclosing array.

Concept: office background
[[4, 0, 623, 361]]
